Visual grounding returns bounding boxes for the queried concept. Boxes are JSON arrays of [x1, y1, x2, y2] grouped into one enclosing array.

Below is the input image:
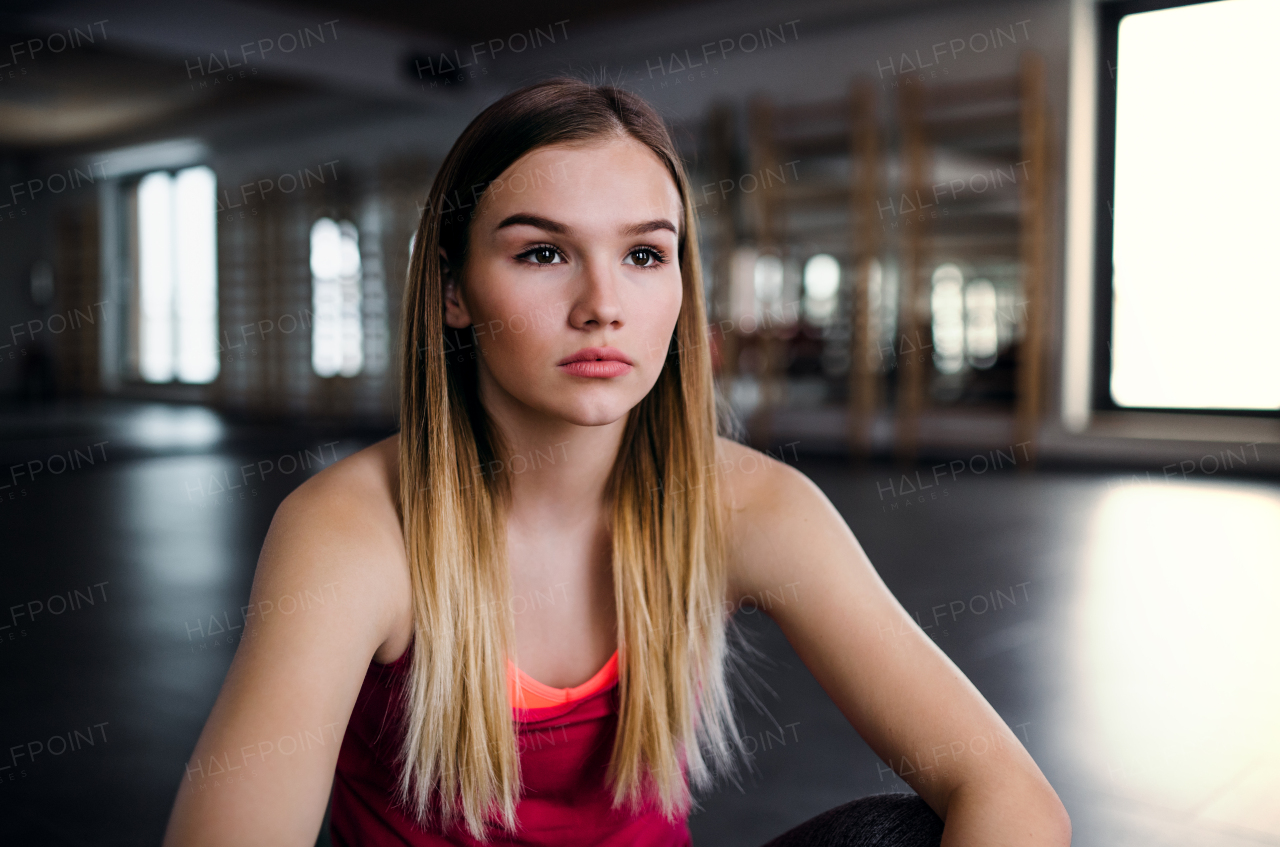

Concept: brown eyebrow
[[495, 213, 573, 235], [622, 219, 678, 238], [495, 213, 678, 239]]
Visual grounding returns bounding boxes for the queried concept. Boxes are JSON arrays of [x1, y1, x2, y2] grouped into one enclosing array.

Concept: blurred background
[[0, 0, 1277, 844]]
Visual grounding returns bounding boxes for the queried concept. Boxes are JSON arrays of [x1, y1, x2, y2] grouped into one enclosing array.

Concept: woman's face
[[445, 135, 685, 428]]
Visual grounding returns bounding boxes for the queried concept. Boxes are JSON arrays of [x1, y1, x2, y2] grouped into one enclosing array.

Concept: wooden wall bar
[[894, 81, 930, 462], [1016, 52, 1049, 460], [848, 81, 884, 457]]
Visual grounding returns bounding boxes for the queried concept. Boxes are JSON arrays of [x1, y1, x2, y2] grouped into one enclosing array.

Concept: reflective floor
[[702, 458, 1280, 847], [1, 403, 1277, 846]]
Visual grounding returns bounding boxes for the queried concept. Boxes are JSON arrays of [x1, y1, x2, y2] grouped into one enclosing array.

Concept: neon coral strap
[[508, 650, 619, 710]]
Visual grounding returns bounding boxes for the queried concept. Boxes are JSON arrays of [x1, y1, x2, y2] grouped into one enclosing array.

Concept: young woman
[[162, 79, 1070, 847]]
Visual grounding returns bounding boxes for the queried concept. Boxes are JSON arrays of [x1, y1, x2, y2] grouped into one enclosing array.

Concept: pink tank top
[[330, 644, 692, 846]]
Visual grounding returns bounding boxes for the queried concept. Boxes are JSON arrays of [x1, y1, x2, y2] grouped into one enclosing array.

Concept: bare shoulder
[[275, 433, 400, 526], [162, 435, 410, 844], [258, 433, 411, 662], [714, 436, 837, 604], [714, 436, 814, 510]]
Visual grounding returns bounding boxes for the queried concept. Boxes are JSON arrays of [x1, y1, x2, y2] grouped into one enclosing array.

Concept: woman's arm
[[719, 441, 1070, 847], [163, 441, 410, 847]]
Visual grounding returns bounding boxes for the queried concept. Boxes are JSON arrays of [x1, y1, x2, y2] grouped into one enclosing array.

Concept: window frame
[[1092, 0, 1278, 418], [125, 165, 220, 386]]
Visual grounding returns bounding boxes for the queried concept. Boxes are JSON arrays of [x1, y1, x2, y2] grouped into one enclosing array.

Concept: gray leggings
[[759, 793, 944, 847]]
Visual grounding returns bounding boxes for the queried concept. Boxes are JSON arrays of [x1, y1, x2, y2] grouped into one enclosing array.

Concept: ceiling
[[0, 0, 959, 154], [260, 0, 700, 42], [0, 32, 312, 150]]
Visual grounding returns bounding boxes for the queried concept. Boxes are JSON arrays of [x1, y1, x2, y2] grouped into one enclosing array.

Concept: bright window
[[137, 166, 219, 384], [753, 254, 784, 320], [310, 218, 363, 378], [931, 263, 965, 375], [1108, 0, 1280, 409], [802, 254, 840, 324], [964, 279, 998, 369]]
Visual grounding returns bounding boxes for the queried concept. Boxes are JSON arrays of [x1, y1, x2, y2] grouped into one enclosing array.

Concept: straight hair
[[397, 77, 748, 841]]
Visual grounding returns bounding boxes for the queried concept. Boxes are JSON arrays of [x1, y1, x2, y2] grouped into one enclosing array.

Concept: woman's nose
[[568, 257, 623, 329]]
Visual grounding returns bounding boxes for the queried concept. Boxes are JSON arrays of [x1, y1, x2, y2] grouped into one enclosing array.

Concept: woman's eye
[[625, 248, 665, 268], [520, 246, 563, 265]]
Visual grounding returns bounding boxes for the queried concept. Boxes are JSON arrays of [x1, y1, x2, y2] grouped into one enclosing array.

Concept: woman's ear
[[441, 249, 472, 329]]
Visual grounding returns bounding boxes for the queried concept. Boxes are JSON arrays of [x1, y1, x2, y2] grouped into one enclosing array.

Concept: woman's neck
[[479, 373, 628, 533]]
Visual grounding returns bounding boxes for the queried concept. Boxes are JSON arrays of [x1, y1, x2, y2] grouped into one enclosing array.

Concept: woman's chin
[[542, 395, 639, 428], [561, 407, 633, 428]]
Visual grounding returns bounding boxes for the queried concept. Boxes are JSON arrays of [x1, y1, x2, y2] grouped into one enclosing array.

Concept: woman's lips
[[558, 360, 632, 378], [557, 346, 632, 378]]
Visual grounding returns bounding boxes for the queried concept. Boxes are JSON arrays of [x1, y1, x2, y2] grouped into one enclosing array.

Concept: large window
[[136, 166, 219, 383], [1098, 0, 1280, 411], [309, 217, 364, 378]]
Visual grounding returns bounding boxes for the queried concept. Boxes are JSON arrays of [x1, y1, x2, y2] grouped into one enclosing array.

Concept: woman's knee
[[760, 792, 943, 847], [839, 793, 943, 846]]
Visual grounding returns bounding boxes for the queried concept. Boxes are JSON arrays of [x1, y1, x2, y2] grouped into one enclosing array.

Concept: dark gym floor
[[1, 401, 1277, 846]]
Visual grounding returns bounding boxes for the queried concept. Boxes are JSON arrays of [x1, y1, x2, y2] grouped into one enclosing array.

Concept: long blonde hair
[[397, 77, 747, 841]]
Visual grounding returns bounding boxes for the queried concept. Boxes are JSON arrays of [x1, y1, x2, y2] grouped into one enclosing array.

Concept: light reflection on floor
[[125, 405, 226, 451], [1075, 482, 1280, 841]]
